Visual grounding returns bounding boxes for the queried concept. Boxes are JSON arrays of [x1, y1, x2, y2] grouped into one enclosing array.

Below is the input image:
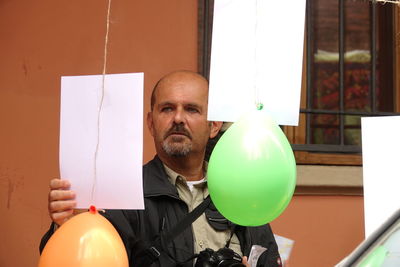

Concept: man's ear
[[209, 121, 223, 139], [147, 112, 155, 136]]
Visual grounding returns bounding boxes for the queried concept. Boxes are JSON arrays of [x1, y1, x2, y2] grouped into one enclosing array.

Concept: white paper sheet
[[361, 116, 400, 237], [274, 234, 294, 266], [208, 0, 305, 126], [59, 73, 144, 209]]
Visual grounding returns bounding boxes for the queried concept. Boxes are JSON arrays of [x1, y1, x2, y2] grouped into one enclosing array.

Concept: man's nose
[[173, 108, 185, 124]]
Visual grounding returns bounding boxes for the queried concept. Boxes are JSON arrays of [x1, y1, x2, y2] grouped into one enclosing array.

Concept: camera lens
[[195, 247, 245, 267]]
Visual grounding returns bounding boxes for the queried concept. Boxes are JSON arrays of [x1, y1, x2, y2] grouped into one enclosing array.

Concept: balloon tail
[[89, 205, 97, 214]]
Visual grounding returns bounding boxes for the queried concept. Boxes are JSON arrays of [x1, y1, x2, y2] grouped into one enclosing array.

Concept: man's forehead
[[155, 82, 208, 100], [157, 100, 204, 107]]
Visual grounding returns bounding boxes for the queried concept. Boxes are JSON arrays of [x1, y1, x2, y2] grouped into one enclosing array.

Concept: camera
[[195, 247, 245, 267]]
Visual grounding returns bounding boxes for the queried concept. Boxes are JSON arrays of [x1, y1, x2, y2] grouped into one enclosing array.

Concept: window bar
[[306, 0, 313, 145], [339, 0, 345, 145], [370, 1, 377, 113], [201, 0, 214, 80]]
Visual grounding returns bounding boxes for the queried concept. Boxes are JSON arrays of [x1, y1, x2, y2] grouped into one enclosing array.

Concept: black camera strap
[[139, 196, 212, 266], [161, 195, 211, 245]]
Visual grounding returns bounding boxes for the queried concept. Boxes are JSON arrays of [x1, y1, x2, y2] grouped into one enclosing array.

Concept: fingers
[[50, 209, 74, 226], [48, 188, 75, 202], [49, 178, 71, 190], [49, 199, 76, 212], [48, 178, 77, 226], [242, 256, 250, 267]]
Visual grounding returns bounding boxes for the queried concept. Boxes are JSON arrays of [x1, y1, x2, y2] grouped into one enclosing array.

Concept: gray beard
[[162, 141, 192, 157]]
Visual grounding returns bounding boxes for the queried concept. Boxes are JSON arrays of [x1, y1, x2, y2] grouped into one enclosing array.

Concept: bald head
[[150, 71, 209, 111]]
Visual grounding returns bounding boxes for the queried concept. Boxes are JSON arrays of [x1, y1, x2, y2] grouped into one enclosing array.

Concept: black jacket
[[40, 156, 281, 266]]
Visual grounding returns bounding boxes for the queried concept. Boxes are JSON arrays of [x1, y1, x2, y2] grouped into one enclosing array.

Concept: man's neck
[[159, 153, 205, 181]]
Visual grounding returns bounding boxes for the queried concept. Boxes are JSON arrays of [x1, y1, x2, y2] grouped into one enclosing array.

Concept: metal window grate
[[293, 0, 400, 154]]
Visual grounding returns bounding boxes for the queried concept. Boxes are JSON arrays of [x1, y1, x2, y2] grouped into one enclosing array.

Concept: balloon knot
[[89, 205, 97, 214]]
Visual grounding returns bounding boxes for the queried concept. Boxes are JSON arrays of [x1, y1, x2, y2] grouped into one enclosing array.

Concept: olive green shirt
[[163, 164, 242, 256]]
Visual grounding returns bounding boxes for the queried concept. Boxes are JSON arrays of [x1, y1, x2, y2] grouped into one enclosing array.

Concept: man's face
[[147, 73, 218, 158]]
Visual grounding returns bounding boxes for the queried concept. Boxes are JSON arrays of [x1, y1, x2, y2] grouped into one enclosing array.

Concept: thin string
[[254, 0, 260, 109], [91, 0, 112, 204], [254, 0, 263, 110]]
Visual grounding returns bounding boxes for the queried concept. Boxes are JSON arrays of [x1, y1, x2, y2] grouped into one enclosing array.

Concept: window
[[288, 0, 400, 165], [199, 0, 400, 167]]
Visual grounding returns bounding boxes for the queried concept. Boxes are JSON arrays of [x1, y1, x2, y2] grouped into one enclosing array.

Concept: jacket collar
[[142, 155, 180, 198]]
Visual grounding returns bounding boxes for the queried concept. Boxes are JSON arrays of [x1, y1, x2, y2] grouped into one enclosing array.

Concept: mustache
[[164, 123, 192, 140]]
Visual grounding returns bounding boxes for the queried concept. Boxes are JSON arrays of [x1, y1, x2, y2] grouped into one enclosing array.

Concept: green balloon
[[208, 110, 296, 226]]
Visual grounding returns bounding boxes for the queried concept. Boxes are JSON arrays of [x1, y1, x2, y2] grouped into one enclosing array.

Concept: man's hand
[[48, 178, 76, 226], [242, 256, 250, 267]]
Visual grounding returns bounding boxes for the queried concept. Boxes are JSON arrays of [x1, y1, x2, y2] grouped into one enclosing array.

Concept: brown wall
[[0, 1, 364, 267], [272, 195, 364, 267]]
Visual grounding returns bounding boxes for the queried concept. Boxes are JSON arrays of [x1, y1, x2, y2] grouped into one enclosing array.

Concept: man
[[40, 71, 281, 266]]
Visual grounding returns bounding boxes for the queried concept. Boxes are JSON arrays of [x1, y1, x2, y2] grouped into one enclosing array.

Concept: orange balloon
[[38, 206, 129, 267]]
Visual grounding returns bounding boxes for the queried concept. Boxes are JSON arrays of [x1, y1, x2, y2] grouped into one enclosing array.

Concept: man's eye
[[161, 107, 173, 112], [187, 107, 199, 113]]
